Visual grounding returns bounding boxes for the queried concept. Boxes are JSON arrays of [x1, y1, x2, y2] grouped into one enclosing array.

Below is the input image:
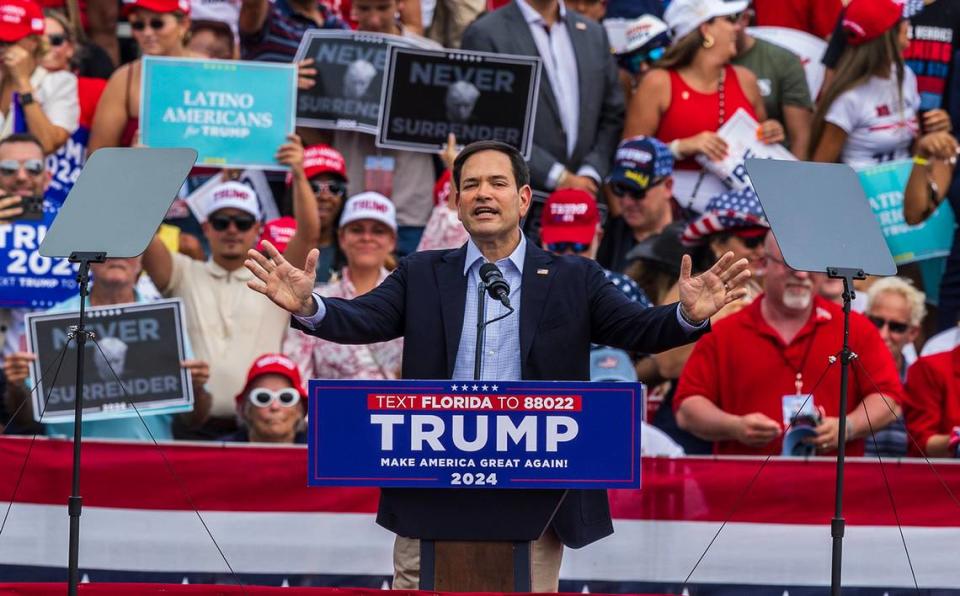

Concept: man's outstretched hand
[[678, 251, 751, 322], [245, 240, 319, 317]]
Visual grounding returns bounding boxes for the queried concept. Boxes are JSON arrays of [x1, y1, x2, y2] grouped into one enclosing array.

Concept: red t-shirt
[[904, 346, 960, 456], [752, 0, 843, 40], [674, 295, 904, 456]]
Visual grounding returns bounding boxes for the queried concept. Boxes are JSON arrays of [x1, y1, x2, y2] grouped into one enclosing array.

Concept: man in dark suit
[[461, 0, 624, 195], [245, 141, 750, 590]]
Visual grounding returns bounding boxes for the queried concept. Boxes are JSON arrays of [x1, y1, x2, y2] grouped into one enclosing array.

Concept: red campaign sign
[[365, 393, 583, 412]]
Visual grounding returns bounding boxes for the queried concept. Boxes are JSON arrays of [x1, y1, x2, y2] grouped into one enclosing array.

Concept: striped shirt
[[240, 0, 348, 63]]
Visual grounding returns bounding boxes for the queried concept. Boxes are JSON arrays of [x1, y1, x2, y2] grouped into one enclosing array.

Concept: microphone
[[479, 263, 512, 308]]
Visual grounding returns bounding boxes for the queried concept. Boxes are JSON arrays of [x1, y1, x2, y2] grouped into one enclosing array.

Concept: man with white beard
[[672, 234, 903, 456]]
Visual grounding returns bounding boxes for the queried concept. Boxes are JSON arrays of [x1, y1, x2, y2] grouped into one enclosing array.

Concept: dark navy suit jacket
[[295, 241, 707, 547]]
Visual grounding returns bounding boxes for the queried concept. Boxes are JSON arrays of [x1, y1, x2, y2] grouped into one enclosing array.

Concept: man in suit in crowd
[[461, 0, 625, 195], [245, 140, 750, 591]]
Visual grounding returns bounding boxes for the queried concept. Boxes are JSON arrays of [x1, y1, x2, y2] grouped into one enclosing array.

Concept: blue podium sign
[[307, 379, 643, 489]]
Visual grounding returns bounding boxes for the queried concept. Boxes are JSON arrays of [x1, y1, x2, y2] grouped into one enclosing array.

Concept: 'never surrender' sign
[[308, 380, 642, 489], [377, 47, 541, 159]]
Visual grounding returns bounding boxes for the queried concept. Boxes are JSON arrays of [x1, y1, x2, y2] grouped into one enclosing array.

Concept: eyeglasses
[[310, 180, 346, 196], [130, 18, 168, 32], [209, 214, 256, 232], [734, 232, 767, 249], [546, 242, 590, 254], [47, 34, 69, 47], [610, 178, 664, 201], [248, 387, 301, 408], [867, 315, 910, 334], [0, 159, 45, 177]]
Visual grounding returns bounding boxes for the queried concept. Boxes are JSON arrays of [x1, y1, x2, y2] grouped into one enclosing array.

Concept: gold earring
[[702, 34, 715, 49]]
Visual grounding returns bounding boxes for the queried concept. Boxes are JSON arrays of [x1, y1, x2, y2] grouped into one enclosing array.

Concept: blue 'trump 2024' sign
[[307, 380, 643, 489]]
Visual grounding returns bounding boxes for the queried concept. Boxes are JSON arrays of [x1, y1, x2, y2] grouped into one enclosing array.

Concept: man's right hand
[[3, 351, 36, 386], [245, 240, 319, 317], [734, 412, 782, 447]]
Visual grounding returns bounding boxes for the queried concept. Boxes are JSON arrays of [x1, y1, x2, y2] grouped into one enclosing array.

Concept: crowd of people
[[0, 0, 959, 461]]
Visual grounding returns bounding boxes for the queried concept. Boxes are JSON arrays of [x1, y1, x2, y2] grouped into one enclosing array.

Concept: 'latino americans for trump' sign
[[293, 30, 423, 134], [377, 47, 541, 159], [140, 57, 296, 169], [25, 299, 194, 423], [308, 379, 642, 489]]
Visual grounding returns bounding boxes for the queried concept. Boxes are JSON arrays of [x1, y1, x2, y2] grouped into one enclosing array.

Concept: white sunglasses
[[248, 387, 301, 408]]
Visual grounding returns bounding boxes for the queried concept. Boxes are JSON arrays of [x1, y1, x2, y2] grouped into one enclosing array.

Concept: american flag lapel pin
[[575, 22, 586, 30], [537, 268, 549, 275]]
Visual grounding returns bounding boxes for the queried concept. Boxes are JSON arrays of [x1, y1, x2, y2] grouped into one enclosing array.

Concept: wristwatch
[[19, 92, 35, 106]]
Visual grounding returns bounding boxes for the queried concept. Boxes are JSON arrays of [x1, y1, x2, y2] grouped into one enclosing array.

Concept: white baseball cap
[[623, 15, 670, 55], [664, 0, 748, 40], [203, 181, 261, 221], [339, 192, 397, 232]]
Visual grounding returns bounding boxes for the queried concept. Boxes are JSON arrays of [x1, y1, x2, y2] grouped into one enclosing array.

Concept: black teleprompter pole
[[66, 251, 106, 596]]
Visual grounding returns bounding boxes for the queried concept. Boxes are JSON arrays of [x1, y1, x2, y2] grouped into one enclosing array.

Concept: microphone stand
[[474, 282, 487, 381]]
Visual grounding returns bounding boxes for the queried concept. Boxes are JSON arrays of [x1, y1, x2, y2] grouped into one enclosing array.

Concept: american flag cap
[[681, 186, 769, 246]]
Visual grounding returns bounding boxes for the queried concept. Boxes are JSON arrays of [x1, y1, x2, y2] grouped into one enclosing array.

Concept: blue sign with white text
[[0, 202, 79, 308], [307, 379, 643, 489]]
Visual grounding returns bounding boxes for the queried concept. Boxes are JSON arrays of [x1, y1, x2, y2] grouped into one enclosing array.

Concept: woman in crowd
[[417, 133, 469, 251], [809, 0, 950, 167], [223, 353, 308, 444], [88, 0, 192, 152], [283, 192, 403, 381], [903, 130, 960, 331], [281, 144, 350, 284], [623, 0, 783, 209], [0, 0, 78, 154]]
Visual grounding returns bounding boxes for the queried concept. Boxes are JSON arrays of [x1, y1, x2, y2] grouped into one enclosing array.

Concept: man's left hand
[[677, 251, 751, 322], [809, 416, 842, 453]]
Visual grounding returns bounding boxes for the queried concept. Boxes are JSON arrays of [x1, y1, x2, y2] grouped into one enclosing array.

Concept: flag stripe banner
[[2, 437, 960, 593]]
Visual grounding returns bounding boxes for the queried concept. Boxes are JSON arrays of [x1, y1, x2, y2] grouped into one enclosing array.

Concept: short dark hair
[[452, 140, 529, 191], [0, 133, 44, 155]]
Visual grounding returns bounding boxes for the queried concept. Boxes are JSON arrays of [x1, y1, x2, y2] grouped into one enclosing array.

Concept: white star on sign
[[481, 384, 488, 391], [491, 384, 499, 391], [472, 384, 479, 391], [461, 384, 469, 391], [451, 384, 459, 392]]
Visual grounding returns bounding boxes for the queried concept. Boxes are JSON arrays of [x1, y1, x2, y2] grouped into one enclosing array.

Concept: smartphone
[[16, 195, 44, 221]]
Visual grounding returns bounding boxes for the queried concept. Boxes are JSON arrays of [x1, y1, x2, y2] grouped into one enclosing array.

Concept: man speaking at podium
[[245, 140, 750, 590]]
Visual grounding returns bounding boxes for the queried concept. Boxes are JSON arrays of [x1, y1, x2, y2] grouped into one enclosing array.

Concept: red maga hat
[[0, 0, 44, 43], [842, 0, 903, 46], [540, 189, 600, 245]]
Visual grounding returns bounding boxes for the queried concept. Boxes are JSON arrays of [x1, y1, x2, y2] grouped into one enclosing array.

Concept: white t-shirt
[[825, 67, 920, 170], [0, 68, 79, 141]]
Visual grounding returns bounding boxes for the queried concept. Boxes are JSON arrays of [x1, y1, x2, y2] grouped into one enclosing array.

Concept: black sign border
[[25, 298, 194, 424], [375, 46, 542, 160], [293, 30, 424, 134]]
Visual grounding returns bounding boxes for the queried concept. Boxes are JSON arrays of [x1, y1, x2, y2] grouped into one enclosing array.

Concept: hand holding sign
[[245, 240, 319, 317], [3, 351, 36, 386]]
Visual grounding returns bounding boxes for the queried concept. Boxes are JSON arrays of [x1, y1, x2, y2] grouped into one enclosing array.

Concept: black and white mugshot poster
[[377, 46, 542, 159], [293, 30, 425, 134], [25, 299, 194, 423]]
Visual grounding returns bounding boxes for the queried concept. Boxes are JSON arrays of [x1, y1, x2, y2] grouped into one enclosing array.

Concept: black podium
[[386, 489, 565, 591]]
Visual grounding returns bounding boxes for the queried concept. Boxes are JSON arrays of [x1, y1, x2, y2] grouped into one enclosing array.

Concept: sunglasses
[[0, 159, 45, 177], [248, 387, 301, 408], [47, 34, 69, 47], [546, 242, 590, 254], [209, 214, 256, 232], [130, 18, 168, 32], [610, 178, 664, 201], [310, 180, 346, 196], [867, 315, 909, 334]]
